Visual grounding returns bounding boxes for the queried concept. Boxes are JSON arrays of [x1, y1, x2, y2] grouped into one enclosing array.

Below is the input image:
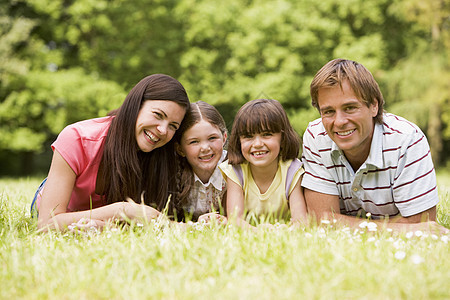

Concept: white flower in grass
[[393, 240, 403, 249], [405, 231, 414, 239], [333, 219, 337, 223], [341, 227, 350, 232], [387, 237, 395, 242], [395, 251, 406, 260], [321, 219, 330, 225], [359, 221, 368, 229], [367, 222, 377, 232], [386, 228, 393, 232], [441, 236, 448, 244], [366, 212, 371, 218], [367, 237, 376, 242], [414, 230, 423, 237], [410, 254, 424, 264], [111, 228, 118, 232], [136, 223, 144, 227], [304, 232, 312, 238], [431, 234, 438, 240]]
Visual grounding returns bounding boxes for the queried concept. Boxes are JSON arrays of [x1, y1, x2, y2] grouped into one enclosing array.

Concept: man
[[301, 58, 447, 232]]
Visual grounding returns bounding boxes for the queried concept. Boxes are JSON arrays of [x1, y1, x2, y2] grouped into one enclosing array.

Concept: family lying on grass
[[31, 59, 449, 234]]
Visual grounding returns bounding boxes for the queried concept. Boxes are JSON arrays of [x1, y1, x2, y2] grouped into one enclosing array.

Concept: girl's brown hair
[[227, 99, 300, 165], [101, 74, 189, 210], [174, 101, 227, 214]]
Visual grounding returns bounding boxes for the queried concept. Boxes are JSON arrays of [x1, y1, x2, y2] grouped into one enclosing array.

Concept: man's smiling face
[[318, 80, 378, 167]]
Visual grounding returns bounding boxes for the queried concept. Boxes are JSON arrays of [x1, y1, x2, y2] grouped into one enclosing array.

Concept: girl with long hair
[[174, 101, 228, 221]]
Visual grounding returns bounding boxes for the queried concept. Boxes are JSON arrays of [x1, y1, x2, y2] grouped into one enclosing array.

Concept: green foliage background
[[1, 0, 449, 175]]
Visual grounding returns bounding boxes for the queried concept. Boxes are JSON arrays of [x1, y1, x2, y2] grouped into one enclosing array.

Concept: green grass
[[1, 175, 449, 299]]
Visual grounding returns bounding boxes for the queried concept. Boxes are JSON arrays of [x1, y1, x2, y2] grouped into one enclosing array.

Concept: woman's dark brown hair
[[227, 99, 300, 165], [174, 101, 227, 213], [101, 74, 189, 210]]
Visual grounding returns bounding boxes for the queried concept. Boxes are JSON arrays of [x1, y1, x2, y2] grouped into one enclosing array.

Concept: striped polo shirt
[[301, 113, 439, 219]]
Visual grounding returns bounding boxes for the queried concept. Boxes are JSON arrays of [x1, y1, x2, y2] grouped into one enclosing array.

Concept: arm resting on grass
[[288, 179, 308, 225], [304, 188, 449, 233], [225, 178, 254, 229], [37, 150, 161, 232]]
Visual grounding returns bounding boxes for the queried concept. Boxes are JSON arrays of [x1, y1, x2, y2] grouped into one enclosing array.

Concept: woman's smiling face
[[135, 100, 186, 152]]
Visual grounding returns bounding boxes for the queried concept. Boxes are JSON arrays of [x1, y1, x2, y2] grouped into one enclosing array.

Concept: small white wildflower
[[106, 233, 112, 239], [359, 230, 365, 234], [414, 230, 423, 237], [387, 237, 395, 242], [366, 212, 372, 218], [367, 222, 378, 232], [410, 254, 424, 264], [304, 232, 313, 238], [386, 228, 393, 232], [405, 231, 414, 239], [136, 223, 144, 227], [367, 237, 376, 242], [359, 221, 368, 229], [441, 236, 448, 244], [395, 251, 406, 260], [318, 228, 326, 234], [333, 219, 337, 223], [393, 240, 402, 249], [111, 228, 118, 232], [431, 234, 438, 240], [321, 219, 330, 225]]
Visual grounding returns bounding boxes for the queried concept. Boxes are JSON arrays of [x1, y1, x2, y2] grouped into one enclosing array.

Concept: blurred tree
[[384, 0, 450, 165], [0, 69, 126, 174], [23, 0, 185, 90], [176, 0, 395, 133], [1, 0, 449, 173]]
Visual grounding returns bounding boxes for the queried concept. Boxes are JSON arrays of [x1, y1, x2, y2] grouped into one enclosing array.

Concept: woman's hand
[[67, 217, 105, 233], [114, 199, 161, 223]]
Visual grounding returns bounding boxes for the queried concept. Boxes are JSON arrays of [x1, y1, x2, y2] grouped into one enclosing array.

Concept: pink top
[[37, 117, 113, 212]]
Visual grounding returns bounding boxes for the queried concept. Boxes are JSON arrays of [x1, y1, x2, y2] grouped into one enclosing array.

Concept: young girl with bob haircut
[[220, 99, 307, 228], [174, 101, 228, 221], [32, 74, 190, 231]]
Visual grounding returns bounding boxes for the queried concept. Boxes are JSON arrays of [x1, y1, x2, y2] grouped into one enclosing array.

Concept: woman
[[33, 74, 190, 231]]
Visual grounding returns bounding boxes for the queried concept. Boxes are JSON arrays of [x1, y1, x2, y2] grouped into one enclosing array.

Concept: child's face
[[239, 131, 282, 169], [178, 120, 227, 181]]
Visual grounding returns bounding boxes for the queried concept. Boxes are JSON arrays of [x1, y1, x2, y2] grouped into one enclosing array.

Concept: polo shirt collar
[[365, 122, 383, 169], [192, 150, 227, 191]]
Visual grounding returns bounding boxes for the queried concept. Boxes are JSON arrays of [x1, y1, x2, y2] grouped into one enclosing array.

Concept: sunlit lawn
[[0, 173, 449, 299]]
